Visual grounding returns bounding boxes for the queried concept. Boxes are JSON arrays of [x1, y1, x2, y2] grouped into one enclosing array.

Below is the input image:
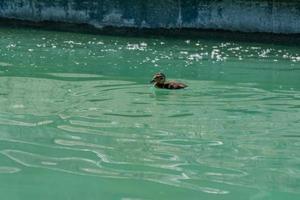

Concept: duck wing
[[164, 82, 187, 89]]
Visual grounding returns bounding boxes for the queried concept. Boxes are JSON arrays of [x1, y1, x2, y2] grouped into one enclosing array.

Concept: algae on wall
[[0, 0, 300, 33]]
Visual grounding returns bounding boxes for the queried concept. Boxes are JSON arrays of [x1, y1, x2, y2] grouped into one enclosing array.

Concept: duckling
[[150, 73, 187, 89]]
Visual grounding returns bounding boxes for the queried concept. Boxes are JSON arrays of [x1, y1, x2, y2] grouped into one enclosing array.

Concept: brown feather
[[150, 73, 187, 90]]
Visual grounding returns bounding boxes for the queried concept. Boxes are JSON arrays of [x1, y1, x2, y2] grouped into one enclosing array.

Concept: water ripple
[[1, 149, 229, 194], [0, 166, 21, 174]]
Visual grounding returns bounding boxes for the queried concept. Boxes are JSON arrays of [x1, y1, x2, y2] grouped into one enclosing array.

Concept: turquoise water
[[0, 27, 300, 200]]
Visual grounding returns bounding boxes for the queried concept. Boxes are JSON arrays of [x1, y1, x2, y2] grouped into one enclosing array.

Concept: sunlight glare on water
[[0, 27, 300, 200]]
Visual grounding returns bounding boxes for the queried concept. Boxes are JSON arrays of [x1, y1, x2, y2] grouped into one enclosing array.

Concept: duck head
[[150, 73, 166, 84]]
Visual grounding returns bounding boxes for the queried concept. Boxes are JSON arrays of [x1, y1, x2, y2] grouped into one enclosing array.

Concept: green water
[[0, 27, 300, 200]]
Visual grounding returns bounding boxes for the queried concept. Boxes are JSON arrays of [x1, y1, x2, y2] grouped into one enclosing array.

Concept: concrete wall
[[0, 0, 300, 34]]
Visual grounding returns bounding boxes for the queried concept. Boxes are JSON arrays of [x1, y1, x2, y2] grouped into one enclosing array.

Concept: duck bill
[[150, 79, 155, 84]]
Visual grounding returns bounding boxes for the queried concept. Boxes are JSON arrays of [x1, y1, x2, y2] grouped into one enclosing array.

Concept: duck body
[[154, 82, 187, 89], [150, 73, 187, 90]]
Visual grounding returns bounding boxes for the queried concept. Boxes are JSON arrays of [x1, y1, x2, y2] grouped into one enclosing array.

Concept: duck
[[150, 73, 187, 89]]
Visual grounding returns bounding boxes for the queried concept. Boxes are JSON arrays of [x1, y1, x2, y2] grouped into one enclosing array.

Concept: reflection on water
[[0, 27, 300, 200]]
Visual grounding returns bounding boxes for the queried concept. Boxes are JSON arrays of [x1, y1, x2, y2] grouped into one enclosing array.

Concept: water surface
[[0, 27, 300, 200]]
